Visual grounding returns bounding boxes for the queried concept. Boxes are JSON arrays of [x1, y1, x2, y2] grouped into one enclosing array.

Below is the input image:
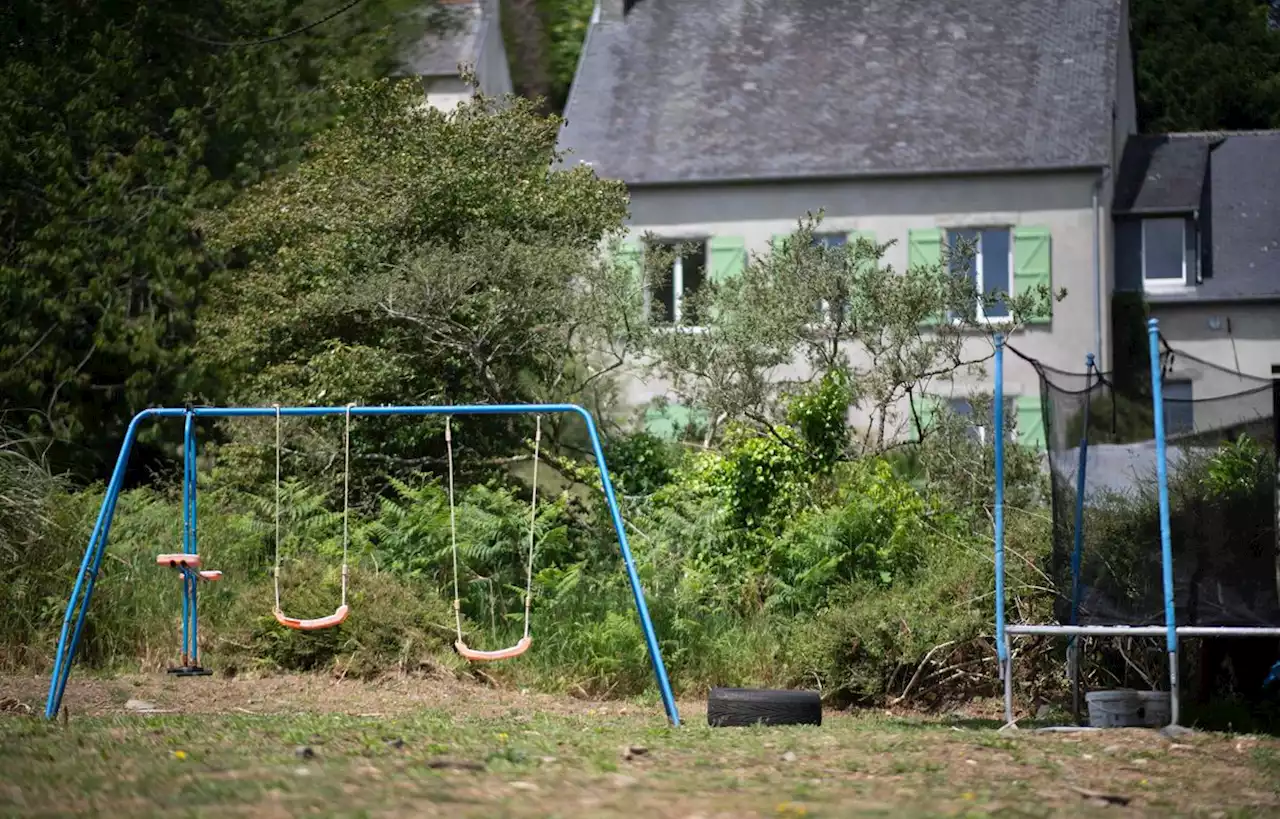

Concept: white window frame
[[947, 227, 1013, 324], [644, 239, 708, 332], [947, 396, 1016, 445], [1140, 217, 1188, 289], [812, 232, 847, 327]]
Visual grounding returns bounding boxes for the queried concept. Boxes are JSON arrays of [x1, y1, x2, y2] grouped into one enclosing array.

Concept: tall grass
[[1, 418, 1061, 710]]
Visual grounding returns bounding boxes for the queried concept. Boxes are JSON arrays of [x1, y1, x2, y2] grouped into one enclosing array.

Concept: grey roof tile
[[1112, 135, 1209, 214], [558, 0, 1122, 185], [1124, 132, 1280, 303]]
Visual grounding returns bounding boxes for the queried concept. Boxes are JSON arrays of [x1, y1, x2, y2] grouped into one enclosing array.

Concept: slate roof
[[1112, 135, 1210, 214], [404, 1, 484, 77], [1117, 131, 1280, 303], [558, 0, 1122, 185]]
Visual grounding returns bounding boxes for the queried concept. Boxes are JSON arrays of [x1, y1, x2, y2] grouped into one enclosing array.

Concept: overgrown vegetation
[[5, 6, 1279, 721]]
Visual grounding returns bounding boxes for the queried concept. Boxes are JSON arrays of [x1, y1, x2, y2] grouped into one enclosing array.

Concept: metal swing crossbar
[[43, 403, 681, 727], [270, 403, 352, 631], [446, 415, 540, 662]]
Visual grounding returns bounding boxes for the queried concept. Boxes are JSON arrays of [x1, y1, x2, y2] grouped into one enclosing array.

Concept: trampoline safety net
[[1030, 344, 1279, 628]]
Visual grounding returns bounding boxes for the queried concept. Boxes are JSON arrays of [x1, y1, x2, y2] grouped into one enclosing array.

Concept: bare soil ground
[[2, 673, 1278, 817]]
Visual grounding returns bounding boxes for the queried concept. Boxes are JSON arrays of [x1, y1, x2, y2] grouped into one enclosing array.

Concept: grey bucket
[[1085, 690, 1141, 728], [1136, 690, 1171, 727]]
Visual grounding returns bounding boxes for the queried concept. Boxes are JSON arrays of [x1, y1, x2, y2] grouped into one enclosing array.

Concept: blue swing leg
[[169, 410, 211, 677]]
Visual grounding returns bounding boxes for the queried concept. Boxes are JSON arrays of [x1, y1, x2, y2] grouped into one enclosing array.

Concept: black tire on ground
[[706, 687, 822, 727]]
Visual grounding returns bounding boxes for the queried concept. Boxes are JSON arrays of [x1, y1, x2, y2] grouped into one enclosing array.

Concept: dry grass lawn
[[2, 673, 1278, 817]]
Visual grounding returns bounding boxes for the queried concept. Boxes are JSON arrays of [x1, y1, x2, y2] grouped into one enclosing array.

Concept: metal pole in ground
[[1271, 364, 1280, 623], [1148, 319, 1180, 726], [1069, 353, 1096, 724], [994, 334, 1012, 724]]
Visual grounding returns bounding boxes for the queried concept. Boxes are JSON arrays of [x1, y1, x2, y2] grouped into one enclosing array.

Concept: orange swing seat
[[272, 604, 350, 632], [454, 635, 532, 663]]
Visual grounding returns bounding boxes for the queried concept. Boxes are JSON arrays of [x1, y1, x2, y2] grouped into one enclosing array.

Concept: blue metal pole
[[187, 414, 200, 666], [181, 411, 193, 664], [1148, 318, 1180, 725], [577, 408, 681, 727], [1069, 355, 1096, 628], [46, 404, 682, 726], [1068, 352, 1096, 724], [45, 410, 154, 719], [994, 335, 1011, 724]]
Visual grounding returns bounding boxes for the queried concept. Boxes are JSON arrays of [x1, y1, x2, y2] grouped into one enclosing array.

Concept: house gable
[[404, 0, 512, 105]]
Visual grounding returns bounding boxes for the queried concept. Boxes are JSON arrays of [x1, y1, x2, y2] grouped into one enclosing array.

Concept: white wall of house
[[619, 170, 1108, 445], [1151, 303, 1280, 383], [1151, 302, 1280, 437], [421, 76, 474, 111]]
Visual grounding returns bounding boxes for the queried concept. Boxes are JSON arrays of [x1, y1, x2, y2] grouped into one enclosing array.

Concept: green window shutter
[[1015, 394, 1046, 451], [908, 228, 942, 268], [908, 394, 940, 442], [909, 228, 944, 326], [708, 236, 747, 284], [644, 403, 707, 441], [1013, 226, 1052, 325]]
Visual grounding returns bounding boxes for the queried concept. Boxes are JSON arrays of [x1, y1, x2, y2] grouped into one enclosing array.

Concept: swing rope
[[274, 404, 282, 614], [272, 403, 353, 631], [523, 415, 541, 639], [448, 415, 541, 661]]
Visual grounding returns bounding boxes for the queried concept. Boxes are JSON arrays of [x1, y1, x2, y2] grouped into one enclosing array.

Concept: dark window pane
[[981, 228, 1010, 318], [947, 229, 979, 281], [650, 242, 676, 323], [813, 233, 847, 248], [948, 398, 982, 443], [681, 242, 707, 325], [1163, 380, 1194, 435], [1143, 218, 1185, 281]]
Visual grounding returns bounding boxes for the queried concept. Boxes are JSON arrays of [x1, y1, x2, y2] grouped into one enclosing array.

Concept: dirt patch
[[1, 671, 700, 723]]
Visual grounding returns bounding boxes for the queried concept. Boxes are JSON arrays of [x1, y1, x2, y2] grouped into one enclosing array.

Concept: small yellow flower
[[173, 750, 187, 760], [496, 732, 509, 743], [961, 792, 976, 800]]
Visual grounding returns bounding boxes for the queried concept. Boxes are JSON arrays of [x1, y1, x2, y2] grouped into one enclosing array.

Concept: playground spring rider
[[155, 410, 220, 676]]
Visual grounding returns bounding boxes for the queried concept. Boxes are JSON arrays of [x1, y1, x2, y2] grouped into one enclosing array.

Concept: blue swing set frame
[[43, 403, 682, 726]]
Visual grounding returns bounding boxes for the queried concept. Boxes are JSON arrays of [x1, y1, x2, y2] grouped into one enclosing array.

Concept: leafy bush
[[365, 476, 574, 643], [786, 370, 854, 469], [603, 430, 679, 496]]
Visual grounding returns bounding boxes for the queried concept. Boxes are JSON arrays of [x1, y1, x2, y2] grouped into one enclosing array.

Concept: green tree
[[1131, 0, 1280, 130], [0, 0, 428, 477], [199, 78, 635, 474], [638, 215, 1060, 455]]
